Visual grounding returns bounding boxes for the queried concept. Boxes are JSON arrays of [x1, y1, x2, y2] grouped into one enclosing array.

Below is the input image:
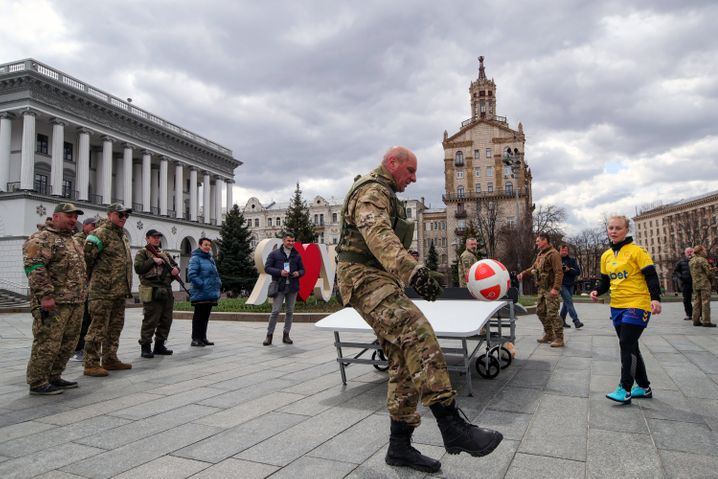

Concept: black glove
[[411, 267, 444, 302]]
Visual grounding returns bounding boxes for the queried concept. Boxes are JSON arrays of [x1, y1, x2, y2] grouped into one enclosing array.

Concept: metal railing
[[461, 114, 508, 128], [443, 187, 528, 202], [88, 193, 103, 205]]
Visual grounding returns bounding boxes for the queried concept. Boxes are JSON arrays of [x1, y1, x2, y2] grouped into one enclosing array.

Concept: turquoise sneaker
[[630, 386, 652, 399], [606, 385, 631, 404]]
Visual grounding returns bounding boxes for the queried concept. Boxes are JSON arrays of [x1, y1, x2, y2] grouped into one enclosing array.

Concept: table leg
[[334, 331, 347, 385]]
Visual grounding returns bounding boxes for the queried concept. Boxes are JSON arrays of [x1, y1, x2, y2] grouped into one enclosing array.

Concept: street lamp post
[[503, 149, 523, 295]]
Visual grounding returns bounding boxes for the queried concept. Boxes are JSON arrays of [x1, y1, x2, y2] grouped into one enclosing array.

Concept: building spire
[[478, 56, 486, 80]]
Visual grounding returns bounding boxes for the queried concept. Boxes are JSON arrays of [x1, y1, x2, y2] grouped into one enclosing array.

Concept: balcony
[[454, 209, 467, 219], [443, 187, 528, 203], [460, 114, 508, 128], [455, 227, 467, 236]]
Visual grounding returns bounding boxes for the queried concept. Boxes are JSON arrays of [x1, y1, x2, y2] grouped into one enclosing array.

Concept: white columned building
[[0, 59, 241, 295]]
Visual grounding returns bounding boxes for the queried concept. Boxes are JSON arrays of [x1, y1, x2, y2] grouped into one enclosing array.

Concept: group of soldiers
[[23, 202, 178, 395], [674, 245, 716, 327]]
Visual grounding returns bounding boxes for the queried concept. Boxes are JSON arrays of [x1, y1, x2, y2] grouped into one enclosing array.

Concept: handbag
[[267, 280, 279, 298]]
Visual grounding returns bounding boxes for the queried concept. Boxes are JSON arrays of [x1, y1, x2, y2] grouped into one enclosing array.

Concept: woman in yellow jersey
[[590, 216, 662, 404]]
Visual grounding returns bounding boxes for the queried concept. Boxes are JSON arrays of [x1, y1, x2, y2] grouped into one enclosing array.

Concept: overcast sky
[[2, 0, 717, 234]]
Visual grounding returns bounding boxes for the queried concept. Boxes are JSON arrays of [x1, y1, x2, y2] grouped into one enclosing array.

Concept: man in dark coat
[[559, 244, 584, 329], [263, 234, 305, 345], [673, 247, 694, 321]]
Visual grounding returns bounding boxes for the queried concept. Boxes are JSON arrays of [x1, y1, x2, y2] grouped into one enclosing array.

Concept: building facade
[[0, 59, 241, 295], [633, 190, 718, 292], [418, 208, 449, 277], [442, 57, 533, 268]]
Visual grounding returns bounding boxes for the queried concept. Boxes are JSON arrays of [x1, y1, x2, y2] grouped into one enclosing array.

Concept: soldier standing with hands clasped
[[336, 146, 502, 474], [23, 203, 88, 395], [458, 237, 479, 287]]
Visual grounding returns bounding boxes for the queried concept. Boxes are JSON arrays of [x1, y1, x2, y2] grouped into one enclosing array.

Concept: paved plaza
[[0, 301, 717, 478]]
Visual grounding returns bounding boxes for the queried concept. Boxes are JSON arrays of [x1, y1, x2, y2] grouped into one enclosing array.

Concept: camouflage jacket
[[689, 255, 714, 290], [85, 220, 133, 299], [336, 165, 421, 311], [23, 223, 87, 304], [521, 246, 563, 291], [458, 249, 478, 288], [134, 247, 177, 288]]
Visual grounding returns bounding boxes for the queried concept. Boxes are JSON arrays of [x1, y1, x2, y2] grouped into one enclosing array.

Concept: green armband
[[86, 234, 103, 253], [24, 263, 45, 275]]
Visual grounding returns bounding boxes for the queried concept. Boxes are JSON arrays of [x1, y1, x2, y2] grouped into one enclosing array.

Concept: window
[[507, 216, 516, 227], [63, 142, 73, 162], [486, 148, 492, 159], [458, 219, 466, 228], [34, 174, 48, 193], [62, 179, 73, 198], [332, 212, 338, 223], [36, 134, 49, 154], [268, 218, 272, 227], [276, 217, 281, 226], [319, 213, 324, 225], [456, 170, 464, 179], [503, 165, 513, 177], [505, 182, 513, 193], [487, 182, 493, 192], [406, 208, 412, 218], [480, 100, 486, 114], [474, 167, 480, 177], [254, 218, 259, 227], [454, 151, 464, 167], [474, 150, 480, 160], [486, 166, 493, 177], [425, 223, 431, 231], [475, 183, 481, 192], [457, 186, 465, 197], [333, 237, 337, 244], [314, 214, 318, 224]]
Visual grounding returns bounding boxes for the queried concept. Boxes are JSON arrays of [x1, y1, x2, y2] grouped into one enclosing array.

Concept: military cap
[[54, 202, 84, 215], [145, 229, 163, 237], [107, 203, 133, 214], [82, 217, 97, 225]]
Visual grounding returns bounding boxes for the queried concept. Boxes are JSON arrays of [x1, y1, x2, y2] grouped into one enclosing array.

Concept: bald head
[[685, 247, 694, 258], [382, 146, 417, 192]]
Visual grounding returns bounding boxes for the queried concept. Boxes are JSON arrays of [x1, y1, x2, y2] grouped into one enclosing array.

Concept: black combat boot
[[263, 334, 272, 346], [140, 343, 154, 359], [385, 420, 441, 473], [430, 400, 503, 456], [153, 340, 173, 355], [282, 332, 293, 344]]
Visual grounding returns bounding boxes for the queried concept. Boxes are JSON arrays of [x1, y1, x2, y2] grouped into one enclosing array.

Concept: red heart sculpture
[[293, 243, 322, 302]]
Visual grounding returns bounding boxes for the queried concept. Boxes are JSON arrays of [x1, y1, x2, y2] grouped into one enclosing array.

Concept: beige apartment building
[[418, 208, 449, 274], [442, 57, 533, 268], [633, 189, 718, 292]]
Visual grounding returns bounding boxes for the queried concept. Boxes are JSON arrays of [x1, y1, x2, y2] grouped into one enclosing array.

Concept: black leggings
[[614, 323, 649, 391], [192, 303, 213, 340]]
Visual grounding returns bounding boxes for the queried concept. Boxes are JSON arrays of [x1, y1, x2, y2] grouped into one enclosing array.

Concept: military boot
[[430, 400, 503, 457], [140, 343, 154, 359], [537, 333, 553, 343], [550, 327, 565, 347], [385, 420, 441, 473], [153, 340, 173, 355], [263, 334, 273, 346], [282, 332, 293, 344], [103, 358, 132, 370]]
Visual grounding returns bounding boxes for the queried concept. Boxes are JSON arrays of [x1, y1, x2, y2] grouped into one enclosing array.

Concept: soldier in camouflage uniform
[[134, 229, 178, 358], [336, 146, 502, 474], [458, 237, 478, 287], [23, 203, 88, 395], [70, 217, 97, 362], [689, 245, 716, 327], [518, 233, 565, 347], [83, 203, 134, 376]]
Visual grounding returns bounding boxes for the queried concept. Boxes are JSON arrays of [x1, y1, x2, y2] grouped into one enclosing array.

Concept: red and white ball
[[467, 259, 510, 301]]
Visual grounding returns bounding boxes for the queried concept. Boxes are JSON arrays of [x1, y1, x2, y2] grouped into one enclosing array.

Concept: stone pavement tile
[[518, 393, 588, 461], [112, 455, 209, 479], [277, 382, 380, 417], [591, 359, 618, 376], [556, 356, 592, 370], [36, 392, 163, 426], [653, 352, 696, 368], [639, 389, 708, 423], [587, 428, 662, 478], [486, 386, 541, 414], [521, 355, 559, 371], [545, 368, 590, 397], [148, 378, 218, 395], [0, 442, 104, 479], [209, 369, 288, 391], [560, 341, 593, 358], [175, 412, 307, 463], [0, 420, 55, 443], [33, 471, 86, 478], [687, 397, 718, 431], [344, 442, 444, 479], [74, 404, 220, 450], [281, 367, 370, 396], [0, 414, 130, 457], [662, 366, 718, 400], [506, 368, 552, 389], [188, 458, 278, 479], [686, 335, 718, 355], [684, 351, 718, 375], [435, 438, 517, 479], [590, 374, 618, 394], [198, 378, 297, 408], [648, 419, 718, 455], [641, 336, 678, 354], [309, 413, 388, 464], [589, 394, 649, 434], [269, 456, 358, 479], [110, 387, 225, 420], [473, 409, 532, 441], [663, 335, 706, 352], [659, 450, 718, 479], [195, 391, 305, 428], [235, 395, 380, 467], [504, 453, 585, 479], [60, 423, 221, 479]]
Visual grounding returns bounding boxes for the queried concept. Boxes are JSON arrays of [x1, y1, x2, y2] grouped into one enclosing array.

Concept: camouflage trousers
[[84, 298, 126, 368], [536, 288, 562, 341], [26, 303, 83, 387], [139, 288, 174, 345], [352, 290, 455, 427], [692, 288, 712, 325]]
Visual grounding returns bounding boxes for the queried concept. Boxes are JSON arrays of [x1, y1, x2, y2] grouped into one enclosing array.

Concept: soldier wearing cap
[[134, 229, 179, 358], [23, 203, 88, 395], [82, 203, 134, 376], [70, 216, 98, 363]]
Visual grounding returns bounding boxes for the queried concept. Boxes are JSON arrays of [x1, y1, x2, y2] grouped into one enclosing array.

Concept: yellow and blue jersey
[[600, 242, 653, 312]]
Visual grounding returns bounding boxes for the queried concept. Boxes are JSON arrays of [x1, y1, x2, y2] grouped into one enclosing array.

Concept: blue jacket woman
[[188, 248, 221, 303]]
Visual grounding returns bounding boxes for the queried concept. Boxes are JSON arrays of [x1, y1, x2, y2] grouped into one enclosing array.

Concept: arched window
[[505, 182, 513, 193], [454, 151, 464, 167]]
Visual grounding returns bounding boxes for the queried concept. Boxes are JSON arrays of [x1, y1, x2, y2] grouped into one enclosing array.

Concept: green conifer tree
[[281, 182, 317, 243], [426, 241, 439, 271], [215, 204, 257, 296]]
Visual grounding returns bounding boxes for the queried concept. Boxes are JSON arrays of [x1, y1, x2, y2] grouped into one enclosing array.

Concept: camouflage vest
[[336, 170, 414, 268]]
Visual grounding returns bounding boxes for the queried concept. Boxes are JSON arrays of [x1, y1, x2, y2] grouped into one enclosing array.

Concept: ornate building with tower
[[442, 56, 533, 272], [0, 59, 241, 297]]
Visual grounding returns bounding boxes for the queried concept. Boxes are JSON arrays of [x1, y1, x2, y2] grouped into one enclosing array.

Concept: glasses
[[117, 213, 130, 219]]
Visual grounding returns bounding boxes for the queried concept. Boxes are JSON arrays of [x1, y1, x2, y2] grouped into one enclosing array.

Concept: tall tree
[[475, 200, 500, 258], [426, 241, 439, 271], [532, 204, 567, 242], [215, 204, 257, 296], [281, 182, 317, 243]]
